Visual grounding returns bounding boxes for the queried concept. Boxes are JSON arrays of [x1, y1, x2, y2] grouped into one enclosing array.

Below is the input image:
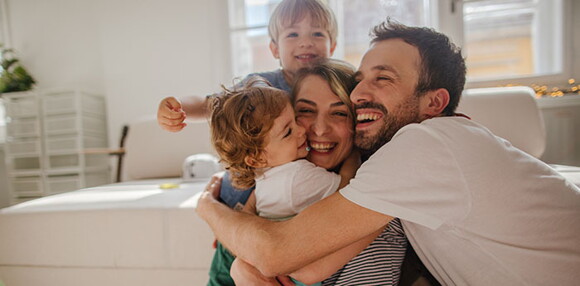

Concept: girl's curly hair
[[209, 77, 290, 189]]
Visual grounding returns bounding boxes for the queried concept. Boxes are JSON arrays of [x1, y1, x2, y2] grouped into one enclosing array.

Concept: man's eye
[[377, 76, 393, 81]]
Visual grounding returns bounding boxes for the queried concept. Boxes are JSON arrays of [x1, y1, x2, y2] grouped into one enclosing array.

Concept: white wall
[[5, 0, 232, 147]]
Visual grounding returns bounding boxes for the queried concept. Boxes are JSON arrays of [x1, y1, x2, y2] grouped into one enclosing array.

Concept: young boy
[[156, 0, 338, 132]]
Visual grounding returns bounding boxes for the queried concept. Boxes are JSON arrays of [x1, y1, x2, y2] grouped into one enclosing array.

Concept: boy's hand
[[157, 96, 187, 132]]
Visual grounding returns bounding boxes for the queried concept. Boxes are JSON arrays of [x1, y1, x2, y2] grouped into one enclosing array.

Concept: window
[[228, 0, 282, 78], [228, 0, 570, 86], [462, 0, 564, 82]]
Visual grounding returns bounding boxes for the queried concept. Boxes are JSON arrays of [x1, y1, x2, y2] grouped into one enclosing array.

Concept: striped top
[[322, 218, 407, 286]]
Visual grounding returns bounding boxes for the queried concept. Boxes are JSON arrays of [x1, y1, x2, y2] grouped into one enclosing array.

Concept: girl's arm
[[338, 150, 361, 188], [290, 228, 382, 284]]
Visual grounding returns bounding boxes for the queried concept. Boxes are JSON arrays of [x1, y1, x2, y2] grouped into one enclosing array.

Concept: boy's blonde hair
[[268, 0, 338, 45], [210, 77, 290, 189], [291, 59, 357, 124]]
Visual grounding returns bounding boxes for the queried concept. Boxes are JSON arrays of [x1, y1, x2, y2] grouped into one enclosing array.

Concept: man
[[197, 20, 580, 285]]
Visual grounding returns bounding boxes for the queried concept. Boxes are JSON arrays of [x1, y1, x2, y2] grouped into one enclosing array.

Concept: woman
[[219, 59, 407, 285]]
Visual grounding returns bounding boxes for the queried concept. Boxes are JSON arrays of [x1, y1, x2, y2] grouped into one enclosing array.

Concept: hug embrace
[[157, 0, 580, 285]]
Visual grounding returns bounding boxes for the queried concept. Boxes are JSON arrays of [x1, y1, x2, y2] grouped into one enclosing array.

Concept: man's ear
[[269, 40, 280, 59], [420, 88, 450, 118], [244, 155, 267, 169]]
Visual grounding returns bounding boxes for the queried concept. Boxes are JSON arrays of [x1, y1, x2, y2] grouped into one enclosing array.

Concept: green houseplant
[[0, 44, 35, 94]]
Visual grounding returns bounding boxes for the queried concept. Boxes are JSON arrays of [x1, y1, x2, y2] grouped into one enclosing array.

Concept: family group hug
[[156, 0, 580, 285]]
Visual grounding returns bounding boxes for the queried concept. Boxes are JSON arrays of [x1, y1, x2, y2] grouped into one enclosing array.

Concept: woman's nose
[[312, 118, 330, 136]]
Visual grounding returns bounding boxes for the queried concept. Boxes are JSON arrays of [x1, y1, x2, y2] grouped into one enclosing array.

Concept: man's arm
[[290, 229, 382, 284], [196, 177, 394, 276]]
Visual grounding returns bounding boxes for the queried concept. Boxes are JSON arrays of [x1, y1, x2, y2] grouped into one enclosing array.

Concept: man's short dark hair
[[370, 19, 466, 116]]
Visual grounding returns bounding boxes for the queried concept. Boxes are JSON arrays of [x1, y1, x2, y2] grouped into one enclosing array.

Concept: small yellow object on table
[[159, 183, 180, 190]]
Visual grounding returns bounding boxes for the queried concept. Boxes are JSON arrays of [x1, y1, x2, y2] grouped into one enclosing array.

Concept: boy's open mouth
[[296, 54, 317, 60], [308, 142, 336, 153]]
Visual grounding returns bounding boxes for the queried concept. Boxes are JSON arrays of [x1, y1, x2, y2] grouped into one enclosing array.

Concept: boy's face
[[255, 103, 308, 168], [270, 16, 336, 76]]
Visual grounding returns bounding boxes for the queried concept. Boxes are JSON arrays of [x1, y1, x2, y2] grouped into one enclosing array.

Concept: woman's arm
[[290, 228, 382, 284]]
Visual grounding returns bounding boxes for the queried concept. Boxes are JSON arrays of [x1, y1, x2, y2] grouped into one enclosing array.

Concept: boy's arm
[[157, 95, 210, 132], [290, 229, 382, 284], [338, 150, 361, 188]]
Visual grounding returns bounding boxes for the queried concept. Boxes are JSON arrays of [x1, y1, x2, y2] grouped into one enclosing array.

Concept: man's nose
[[351, 80, 372, 103]]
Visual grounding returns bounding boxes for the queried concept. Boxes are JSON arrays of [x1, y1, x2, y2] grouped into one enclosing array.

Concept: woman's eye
[[296, 108, 314, 114], [377, 76, 392, 81], [284, 128, 292, 138], [333, 111, 348, 117]]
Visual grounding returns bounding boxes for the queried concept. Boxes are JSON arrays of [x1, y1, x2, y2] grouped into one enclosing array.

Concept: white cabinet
[[3, 90, 111, 204]]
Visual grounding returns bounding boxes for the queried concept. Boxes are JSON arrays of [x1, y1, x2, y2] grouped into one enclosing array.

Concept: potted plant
[[0, 44, 35, 94]]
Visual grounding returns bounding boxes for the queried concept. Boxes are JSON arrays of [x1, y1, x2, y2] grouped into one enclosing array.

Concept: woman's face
[[294, 75, 354, 170]]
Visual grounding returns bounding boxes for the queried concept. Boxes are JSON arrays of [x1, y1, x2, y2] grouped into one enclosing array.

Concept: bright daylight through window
[[228, 0, 567, 86]]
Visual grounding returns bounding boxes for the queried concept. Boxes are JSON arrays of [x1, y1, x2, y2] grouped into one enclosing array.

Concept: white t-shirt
[[255, 159, 341, 219], [340, 117, 580, 285]]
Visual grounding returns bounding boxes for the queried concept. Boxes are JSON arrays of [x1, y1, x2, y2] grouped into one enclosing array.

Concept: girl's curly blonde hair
[[209, 77, 290, 189]]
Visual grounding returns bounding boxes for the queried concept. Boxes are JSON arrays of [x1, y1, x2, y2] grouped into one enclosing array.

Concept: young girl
[[208, 77, 359, 285]]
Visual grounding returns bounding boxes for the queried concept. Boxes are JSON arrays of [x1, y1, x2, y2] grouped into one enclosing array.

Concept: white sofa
[[0, 118, 218, 286], [1, 87, 579, 286]]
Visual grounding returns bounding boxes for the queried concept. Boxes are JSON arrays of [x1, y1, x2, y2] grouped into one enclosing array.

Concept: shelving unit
[[3, 89, 111, 204]]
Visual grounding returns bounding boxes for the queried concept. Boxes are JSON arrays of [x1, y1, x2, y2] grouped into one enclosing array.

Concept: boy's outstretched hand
[[158, 96, 187, 132]]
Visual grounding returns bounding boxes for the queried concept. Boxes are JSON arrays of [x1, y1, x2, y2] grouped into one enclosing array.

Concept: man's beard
[[355, 96, 421, 156]]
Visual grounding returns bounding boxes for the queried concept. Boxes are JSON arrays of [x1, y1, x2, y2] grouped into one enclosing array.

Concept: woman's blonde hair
[[268, 0, 338, 45], [291, 59, 357, 124], [210, 77, 290, 189]]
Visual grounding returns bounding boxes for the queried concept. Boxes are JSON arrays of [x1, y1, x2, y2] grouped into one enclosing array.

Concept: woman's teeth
[[309, 142, 336, 153]]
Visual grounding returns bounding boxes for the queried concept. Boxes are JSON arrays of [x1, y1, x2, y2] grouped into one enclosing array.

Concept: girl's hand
[[157, 96, 187, 132]]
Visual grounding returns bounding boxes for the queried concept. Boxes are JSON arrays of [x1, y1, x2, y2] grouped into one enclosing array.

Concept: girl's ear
[[245, 155, 267, 168], [419, 88, 450, 118], [269, 40, 280, 59]]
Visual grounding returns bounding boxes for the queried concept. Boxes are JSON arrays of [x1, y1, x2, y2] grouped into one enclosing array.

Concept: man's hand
[[157, 96, 187, 132], [231, 258, 295, 286], [197, 172, 225, 218]]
